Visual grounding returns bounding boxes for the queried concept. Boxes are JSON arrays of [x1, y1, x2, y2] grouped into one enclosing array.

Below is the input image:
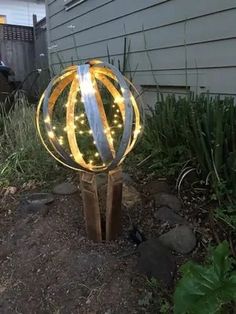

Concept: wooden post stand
[[106, 167, 123, 240], [79, 167, 123, 241], [79, 171, 102, 242]]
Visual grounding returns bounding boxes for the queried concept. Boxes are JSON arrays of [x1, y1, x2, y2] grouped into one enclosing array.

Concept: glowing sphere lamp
[[36, 60, 143, 241]]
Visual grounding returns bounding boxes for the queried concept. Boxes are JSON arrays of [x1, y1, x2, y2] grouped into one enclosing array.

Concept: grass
[[0, 93, 69, 187]]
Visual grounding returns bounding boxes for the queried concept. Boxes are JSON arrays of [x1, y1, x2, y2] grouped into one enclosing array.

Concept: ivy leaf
[[174, 241, 236, 314]]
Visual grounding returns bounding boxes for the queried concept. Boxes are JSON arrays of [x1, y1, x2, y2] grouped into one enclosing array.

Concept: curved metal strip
[[92, 76, 115, 157], [93, 72, 125, 123], [66, 77, 89, 169], [92, 63, 143, 157], [37, 89, 82, 172], [77, 64, 113, 164], [40, 69, 82, 169], [92, 61, 134, 170]]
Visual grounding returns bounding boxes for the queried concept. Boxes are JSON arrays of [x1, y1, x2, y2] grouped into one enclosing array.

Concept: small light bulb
[[118, 124, 122, 128], [89, 160, 93, 164], [93, 141, 96, 144], [44, 116, 50, 123], [79, 131, 84, 134], [65, 103, 68, 108], [48, 131, 54, 138], [114, 120, 118, 124], [70, 154, 73, 157], [112, 104, 115, 108], [80, 120, 85, 125], [75, 116, 79, 121], [88, 130, 93, 134], [64, 127, 67, 132], [52, 126, 56, 130], [116, 109, 119, 113], [114, 114, 118, 118], [102, 163, 106, 167], [94, 152, 99, 157], [111, 130, 115, 135]]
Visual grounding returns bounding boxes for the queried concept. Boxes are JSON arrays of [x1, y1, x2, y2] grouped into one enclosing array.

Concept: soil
[[0, 176, 231, 314]]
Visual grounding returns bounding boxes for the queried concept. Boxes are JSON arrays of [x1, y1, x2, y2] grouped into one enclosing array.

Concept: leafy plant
[[174, 241, 236, 314]]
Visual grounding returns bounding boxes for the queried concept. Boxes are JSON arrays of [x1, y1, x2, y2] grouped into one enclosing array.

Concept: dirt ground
[[0, 178, 165, 314], [0, 176, 225, 314]]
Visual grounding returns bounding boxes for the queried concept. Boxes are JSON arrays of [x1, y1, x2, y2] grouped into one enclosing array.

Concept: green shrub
[[174, 241, 236, 314]]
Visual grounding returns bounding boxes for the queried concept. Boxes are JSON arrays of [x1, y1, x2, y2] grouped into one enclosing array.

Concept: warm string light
[[53, 89, 124, 164]]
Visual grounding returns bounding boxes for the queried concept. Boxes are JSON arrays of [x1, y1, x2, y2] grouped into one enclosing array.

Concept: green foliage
[[0, 96, 69, 186], [137, 94, 236, 202], [215, 205, 236, 231], [174, 241, 236, 314]]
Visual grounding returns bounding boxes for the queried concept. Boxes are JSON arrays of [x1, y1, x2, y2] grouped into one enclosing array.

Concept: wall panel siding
[[49, 10, 236, 60], [47, 0, 236, 97]]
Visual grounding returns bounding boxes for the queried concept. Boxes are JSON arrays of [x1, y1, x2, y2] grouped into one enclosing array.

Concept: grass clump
[[135, 94, 236, 203], [0, 95, 68, 186]]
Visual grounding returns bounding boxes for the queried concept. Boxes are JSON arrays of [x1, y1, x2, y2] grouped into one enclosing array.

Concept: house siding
[[46, 0, 236, 102], [0, 0, 45, 26]]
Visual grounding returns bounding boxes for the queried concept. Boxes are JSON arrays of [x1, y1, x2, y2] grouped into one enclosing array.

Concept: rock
[[53, 182, 77, 195], [154, 207, 187, 226], [143, 180, 171, 195], [137, 239, 176, 287], [122, 184, 141, 208], [23, 192, 54, 205], [159, 225, 196, 254], [154, 193, 182, 212]]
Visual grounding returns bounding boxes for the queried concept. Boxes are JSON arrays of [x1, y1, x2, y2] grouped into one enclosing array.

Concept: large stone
[[159, 225, 196, 254], [143, 180, 171, 195], [154, 193, 182, 212], [53, 182, 78, 195], [137, 239, 176, 287], [154, 207, 187, 226], [122, 184, 141, 208]]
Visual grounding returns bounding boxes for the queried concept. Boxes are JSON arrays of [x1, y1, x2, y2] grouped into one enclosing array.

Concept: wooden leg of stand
[[79, 171, 102, 242], [106, 167, 123, 240]]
